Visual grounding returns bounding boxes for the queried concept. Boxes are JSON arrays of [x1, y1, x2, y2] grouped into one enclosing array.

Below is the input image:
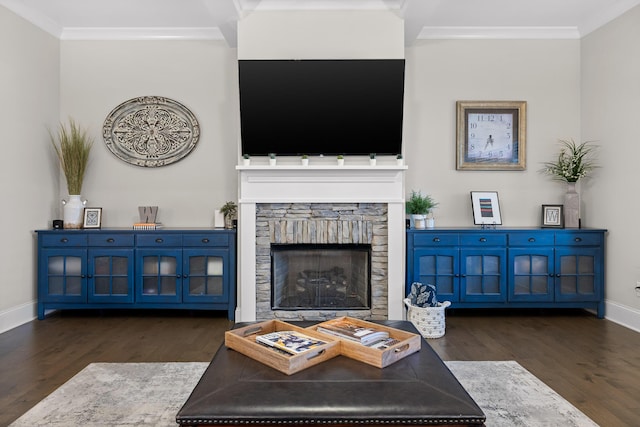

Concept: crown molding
[[59, 27, 225, 41], [417, 26, 581, 40]]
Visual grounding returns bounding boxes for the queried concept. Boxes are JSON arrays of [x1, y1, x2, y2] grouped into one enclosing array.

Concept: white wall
[[0, 6, 59, 332], [59, 40, 238, 227], [404, 39, 581, 227], [581, 5, 640, 329]]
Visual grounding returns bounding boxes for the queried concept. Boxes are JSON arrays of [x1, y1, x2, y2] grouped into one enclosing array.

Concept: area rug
[[10, 361, 599, 427]]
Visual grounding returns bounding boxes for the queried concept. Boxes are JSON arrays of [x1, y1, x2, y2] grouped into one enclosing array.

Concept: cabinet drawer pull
[[155, 238, 164, 244], [574, 237, 582, 242], [183, 274, 188, 278], [106, 238, 115, 243], [202, 238, 210, 243], [479, 237, 487, 242], [60, 238, 69, 243], [556, 273, 561, 277], [433, 237, 441, 243], [528, 237, 536, 242]]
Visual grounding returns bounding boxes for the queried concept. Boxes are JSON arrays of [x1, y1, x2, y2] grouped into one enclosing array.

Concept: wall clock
[[456, 100, 526, 171], [103, 96, 200, 167]]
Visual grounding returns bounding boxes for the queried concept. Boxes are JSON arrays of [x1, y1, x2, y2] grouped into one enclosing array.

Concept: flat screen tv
[[238, 59, 405, 156]]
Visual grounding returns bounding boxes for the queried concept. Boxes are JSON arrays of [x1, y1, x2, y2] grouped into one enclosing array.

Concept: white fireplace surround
[[235, 164, 407, 322]]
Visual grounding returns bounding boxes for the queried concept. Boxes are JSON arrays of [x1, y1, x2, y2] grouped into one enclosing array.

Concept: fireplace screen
[[271, 244, 371, 310]]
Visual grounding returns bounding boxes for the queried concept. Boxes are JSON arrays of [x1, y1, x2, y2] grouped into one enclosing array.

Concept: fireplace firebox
[[271, 244, 371, 310]]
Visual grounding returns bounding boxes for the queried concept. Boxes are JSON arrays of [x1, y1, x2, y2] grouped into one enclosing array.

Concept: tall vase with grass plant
[[50, 119, 93, 228], [541, 139, 598, 228]]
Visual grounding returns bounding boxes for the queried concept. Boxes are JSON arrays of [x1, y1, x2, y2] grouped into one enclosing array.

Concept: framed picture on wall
[[470, 191, 502, 225], [541, 204, 564, 228], [83, 208, 102, 229], [456, 100, 527, 171]]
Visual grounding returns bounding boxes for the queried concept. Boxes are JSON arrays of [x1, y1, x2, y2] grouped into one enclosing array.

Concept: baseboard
[[604, 300, 640, 333], [0, 301, 37, 335]]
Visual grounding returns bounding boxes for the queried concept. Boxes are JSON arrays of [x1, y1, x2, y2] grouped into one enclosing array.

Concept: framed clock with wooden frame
[[456, 100, 526, 171]]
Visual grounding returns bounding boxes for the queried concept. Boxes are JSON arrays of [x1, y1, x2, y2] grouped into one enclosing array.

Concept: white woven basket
[[404, 298, 451, 339]]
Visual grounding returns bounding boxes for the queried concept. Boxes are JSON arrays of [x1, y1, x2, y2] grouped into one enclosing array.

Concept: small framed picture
[[470, 191, 502, 225], [83, 207, 102, 229], [541, 204, 564, 228], [456, 100, 527, 171]]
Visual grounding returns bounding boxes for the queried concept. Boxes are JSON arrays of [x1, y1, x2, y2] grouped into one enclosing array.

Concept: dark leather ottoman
[[176, 320, 485, 426]]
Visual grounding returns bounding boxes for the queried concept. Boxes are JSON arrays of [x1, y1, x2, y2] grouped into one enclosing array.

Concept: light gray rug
[[10, 361, 599, 427]]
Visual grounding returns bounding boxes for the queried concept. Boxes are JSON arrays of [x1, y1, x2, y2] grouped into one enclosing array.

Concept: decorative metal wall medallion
[[103, 96, 200, 167]]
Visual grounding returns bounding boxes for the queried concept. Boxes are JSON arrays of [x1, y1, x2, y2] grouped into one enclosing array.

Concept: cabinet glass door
[[413, 248, 458, 302], [44, 251, 86, 302], [555, 248, 600, 301], [183, 250, 228, 303], [137, 250, 181, 303], [88, 249, 134, 303], [508, 249, 554, 302], [460, 249, 506, 302]]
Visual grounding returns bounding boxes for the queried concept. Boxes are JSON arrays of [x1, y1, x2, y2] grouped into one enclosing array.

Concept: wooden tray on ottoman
[[225, 320, 341, 375], [308, 316, 421, 368]]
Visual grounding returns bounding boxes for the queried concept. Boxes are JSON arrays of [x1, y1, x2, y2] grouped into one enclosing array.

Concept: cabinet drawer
[[183, 234, 229, 247], [41, 233, 87, 247], [88, 233, 134, 247], [555, 232, 601, 246], [508, 233, 554, 246], [413, 233, 459, 246], [460, 233, 506, 246], [136, 234, 182, 246]]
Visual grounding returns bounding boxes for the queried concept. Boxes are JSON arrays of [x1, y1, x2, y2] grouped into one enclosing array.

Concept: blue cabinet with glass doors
[[36, 229, 236, 320], [406, 228, 606, 318]]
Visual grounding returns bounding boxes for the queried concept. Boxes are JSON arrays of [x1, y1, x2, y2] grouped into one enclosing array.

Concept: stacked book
[[132, 222, 163, 230]]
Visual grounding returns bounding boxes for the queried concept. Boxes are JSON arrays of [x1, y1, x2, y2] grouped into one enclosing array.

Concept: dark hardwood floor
[[1, 309, 639, 426]]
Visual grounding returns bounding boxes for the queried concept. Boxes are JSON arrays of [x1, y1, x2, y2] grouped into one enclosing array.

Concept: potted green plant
[[220, 201, 237, 229], [396, 153, 403, 166], [337, 154, 345, 166], [301, 154, 309, 166], [369, 153, 377, 166], [50, 118, 93, 229], [406, 190, 438, 229], [268, 153, 277, 166], [242, 153, 250, 166]]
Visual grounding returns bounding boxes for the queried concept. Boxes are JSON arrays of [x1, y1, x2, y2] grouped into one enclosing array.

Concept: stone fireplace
[[236, 163, 406, 322]]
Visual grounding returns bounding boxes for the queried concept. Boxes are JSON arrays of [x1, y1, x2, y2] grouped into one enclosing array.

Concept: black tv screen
[[238, 59, 405, 156]]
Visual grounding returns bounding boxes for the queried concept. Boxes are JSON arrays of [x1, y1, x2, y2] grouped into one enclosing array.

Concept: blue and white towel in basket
[[404, 282, 451, 339]]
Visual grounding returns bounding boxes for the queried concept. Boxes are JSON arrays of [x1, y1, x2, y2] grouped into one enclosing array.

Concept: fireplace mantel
[[235, 164, 406, 322]]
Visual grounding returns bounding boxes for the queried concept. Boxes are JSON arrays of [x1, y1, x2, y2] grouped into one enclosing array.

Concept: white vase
[[242, 158, 250, 166], [412, 214, 426, 229], [426, 217, 435, 229], [269, 158, 277, 166], [369, 158, 377, 166], [301, 158, 309, 166], [564, 182, 580, 228], [62, 195, 86, 229], [337, 158, 344, 166]]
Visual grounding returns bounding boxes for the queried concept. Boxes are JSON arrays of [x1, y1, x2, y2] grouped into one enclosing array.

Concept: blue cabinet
[[37, 229, 236, 320], [407, 228, 606, 318]]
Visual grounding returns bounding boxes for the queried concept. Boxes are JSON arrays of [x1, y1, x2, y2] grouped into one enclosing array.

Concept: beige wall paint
[[59, 40, 239, 227], [0, 6, 59, 329], [581, 5, 640, 318], [404, 39, 581, 227]]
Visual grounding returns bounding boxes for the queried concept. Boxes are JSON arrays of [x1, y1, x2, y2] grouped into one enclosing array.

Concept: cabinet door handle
[[106, 238, 115, 243], [528, 237, 536, 242], [479, 237, 487, 242], [202, 238, 210, 243], [183, 274, 188, 278], [574, 237, 582, 242], [556, 273, 561, 277], [176, 274, 182, 278], [60, 238, 69, 243], [433, 237, 441, 243], [87, 274, 93, 278], [155, 238, 164, 244]]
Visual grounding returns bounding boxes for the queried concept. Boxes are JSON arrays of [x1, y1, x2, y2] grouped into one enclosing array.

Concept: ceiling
[[2, 0, 639, 45]]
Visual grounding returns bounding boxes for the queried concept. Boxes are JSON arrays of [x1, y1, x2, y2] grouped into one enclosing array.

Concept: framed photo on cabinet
[[83, 207, 102, 229], [470, 191, 502, 225], [541, 204, 564, 228], [456, 100, 526, 171]]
